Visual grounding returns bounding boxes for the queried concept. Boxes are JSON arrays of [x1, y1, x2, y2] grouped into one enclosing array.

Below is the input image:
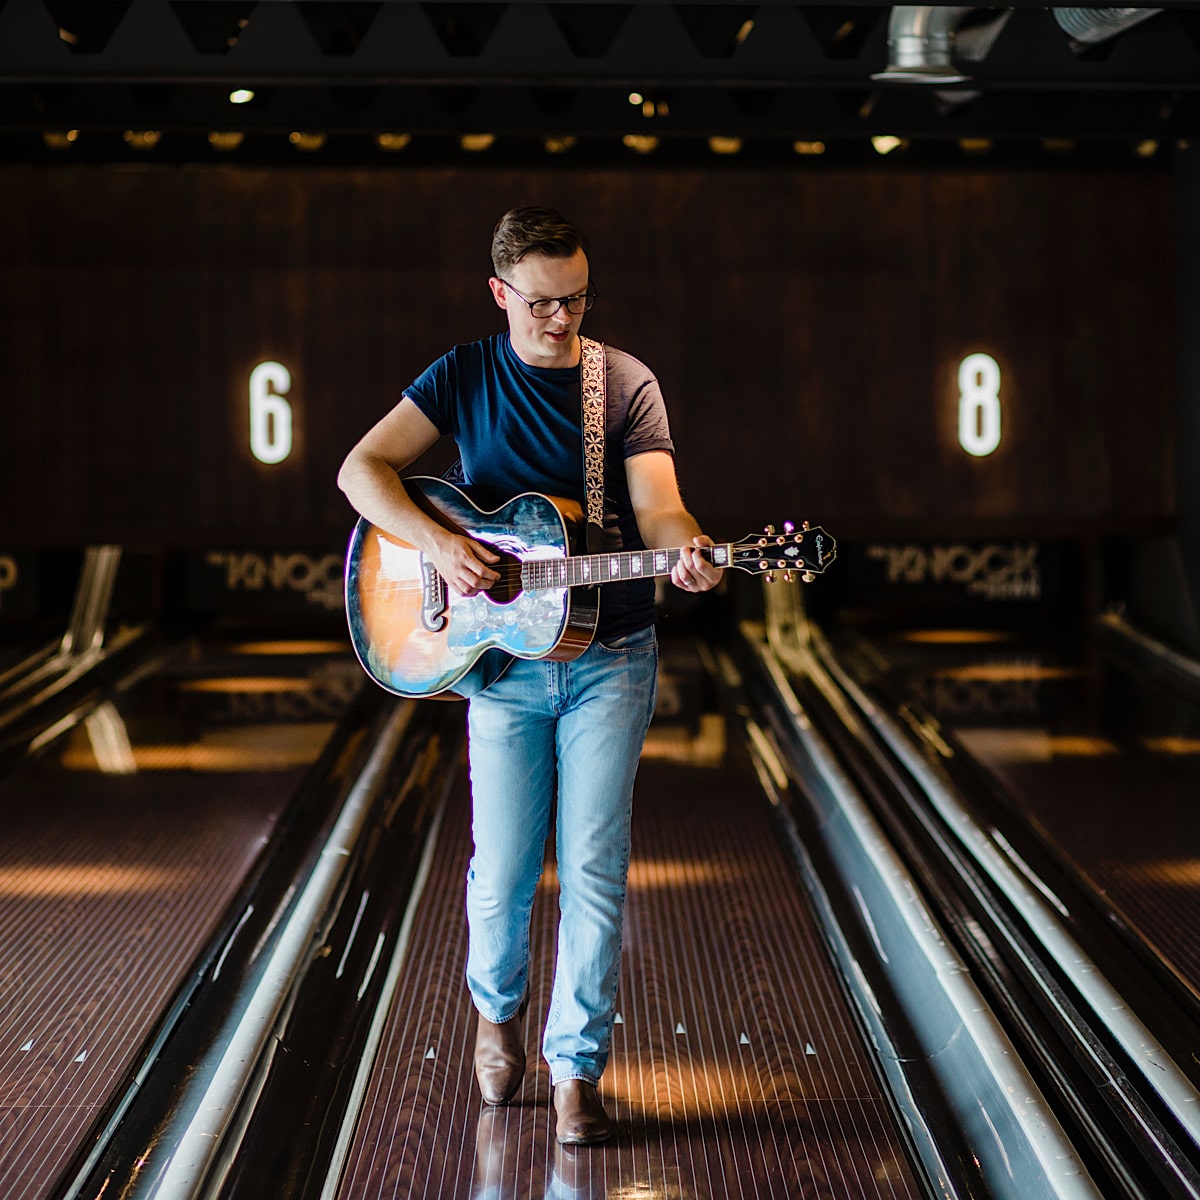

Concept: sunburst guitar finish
[[345, 476, 836, 699]]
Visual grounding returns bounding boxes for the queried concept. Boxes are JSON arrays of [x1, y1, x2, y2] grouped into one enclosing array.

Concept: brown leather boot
[[553, 1079, 613, 1145], [473, 995, 529, 1105]]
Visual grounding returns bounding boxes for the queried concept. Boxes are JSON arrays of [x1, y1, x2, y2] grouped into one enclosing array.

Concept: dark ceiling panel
[[548, 3, 633, 58], [296, 1, 383, 55], [42, 1, 133, 54], [420, 1, 507, 54], [0, 0, 1195, 163], [167, 1, 257, 54], [672, 4, 758, 57], [797, 7, 885, 59]]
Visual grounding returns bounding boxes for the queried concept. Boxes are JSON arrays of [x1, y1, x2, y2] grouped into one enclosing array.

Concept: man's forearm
[[636, 507, 706, 551], [338, 452, 445, 550]]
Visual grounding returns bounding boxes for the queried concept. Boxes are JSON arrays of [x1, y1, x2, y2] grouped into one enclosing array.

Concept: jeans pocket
[[597, 624, 658, 655]]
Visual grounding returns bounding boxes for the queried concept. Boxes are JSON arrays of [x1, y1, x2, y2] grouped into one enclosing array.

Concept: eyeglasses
[[499, 279, 596, 319]]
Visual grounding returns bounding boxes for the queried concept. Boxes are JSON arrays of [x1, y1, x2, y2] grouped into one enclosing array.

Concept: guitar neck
[[522, 543, 731, 592]]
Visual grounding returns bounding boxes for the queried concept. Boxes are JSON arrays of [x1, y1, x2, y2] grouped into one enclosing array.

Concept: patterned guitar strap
[[579, 336, 606, 554], [436, 338, 605, 700]]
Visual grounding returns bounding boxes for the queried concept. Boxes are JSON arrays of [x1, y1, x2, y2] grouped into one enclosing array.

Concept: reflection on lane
[[63, 717, 336, 773], [0, 863, 201, 898]]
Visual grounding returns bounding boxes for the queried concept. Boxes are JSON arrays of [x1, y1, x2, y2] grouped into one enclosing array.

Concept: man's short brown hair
[[491, 206, 590, 276]]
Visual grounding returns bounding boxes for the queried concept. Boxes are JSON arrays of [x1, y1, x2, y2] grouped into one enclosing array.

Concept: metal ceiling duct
[[1053, 7, 1162, 46], [871, 6, 973, 85]]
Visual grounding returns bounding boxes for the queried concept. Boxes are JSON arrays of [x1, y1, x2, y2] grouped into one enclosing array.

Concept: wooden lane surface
[[0, 650, 345, 1200], [0, 766, 307, 1200], [335, 707, 923, 1199]]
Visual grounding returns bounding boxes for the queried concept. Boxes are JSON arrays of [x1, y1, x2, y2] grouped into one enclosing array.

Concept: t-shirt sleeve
[[403, 350, 458, 436], [607, 350, 674, 459], [624, 378, 674, 458]]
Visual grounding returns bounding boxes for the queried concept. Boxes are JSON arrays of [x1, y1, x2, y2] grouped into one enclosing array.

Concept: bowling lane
[[845, 622, 1200, 1008], [0, 635, 362, 1200], [329, 639, 925, 1200]]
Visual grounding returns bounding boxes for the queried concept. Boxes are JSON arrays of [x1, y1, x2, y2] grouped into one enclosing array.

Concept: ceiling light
[[543, 136, 577, 155], [632, 94, 668, 118], [208, 132, 244, 151], [622, 135, 659, 155], [1134, 139, 1159, 159], [871, 135, 906, 156], [707, 136, 742, 156], [375, 132, 412, 152], [289, 131, 326, 152], [42, 130, 79, 150], [792, 140, 825, 156], [958, 137, 992, 155], [229, 88, 255, 105], [123, 130, 162, 151], [460, 133, 495, 152]]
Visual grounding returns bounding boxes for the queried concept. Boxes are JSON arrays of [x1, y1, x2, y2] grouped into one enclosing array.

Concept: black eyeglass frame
[[498, 278, 597, 319]]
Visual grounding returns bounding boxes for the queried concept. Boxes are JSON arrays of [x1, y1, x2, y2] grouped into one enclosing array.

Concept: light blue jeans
[[465, 624, 658, 1085]]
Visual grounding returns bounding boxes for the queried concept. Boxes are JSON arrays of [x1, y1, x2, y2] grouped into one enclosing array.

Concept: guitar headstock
[[728, 522, 837, 582]]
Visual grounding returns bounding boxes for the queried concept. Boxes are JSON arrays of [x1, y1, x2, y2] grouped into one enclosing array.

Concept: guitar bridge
[[420, 558, 448, 632]]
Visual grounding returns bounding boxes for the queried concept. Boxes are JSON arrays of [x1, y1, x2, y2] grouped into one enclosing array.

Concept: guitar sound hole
[[483, 550, 523, 605]]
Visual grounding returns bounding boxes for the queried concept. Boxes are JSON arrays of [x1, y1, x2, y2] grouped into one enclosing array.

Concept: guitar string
[[376, 540, 814, 594], [388, 545, 739, 593]]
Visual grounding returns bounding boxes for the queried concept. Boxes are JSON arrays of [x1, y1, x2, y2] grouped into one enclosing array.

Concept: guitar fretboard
[[522, 544, 731, 592]]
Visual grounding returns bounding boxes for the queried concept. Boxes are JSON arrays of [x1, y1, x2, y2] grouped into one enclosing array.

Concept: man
[[337, 206, 721, 1144]]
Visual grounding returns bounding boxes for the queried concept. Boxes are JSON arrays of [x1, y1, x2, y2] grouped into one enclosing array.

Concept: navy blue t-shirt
[[404, 332, 674, 639]]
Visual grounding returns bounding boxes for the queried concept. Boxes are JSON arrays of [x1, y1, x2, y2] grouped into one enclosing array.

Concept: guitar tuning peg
[[802, 571, 815, 583], [802, 520, 810, 531], [764, 524, 776, 535], [783, 521, 795, 534], [766, 572, 777, 584], [783, 570, 794, 583]]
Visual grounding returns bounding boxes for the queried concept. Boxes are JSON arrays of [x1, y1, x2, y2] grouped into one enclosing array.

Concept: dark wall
[[0, 163, 1174, 549], [1180, 148, 1200, 647], [1125, 145, 1200, 655]]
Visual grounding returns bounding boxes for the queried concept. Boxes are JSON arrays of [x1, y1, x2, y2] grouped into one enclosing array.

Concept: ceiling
[[1, 1, 1196, 167]]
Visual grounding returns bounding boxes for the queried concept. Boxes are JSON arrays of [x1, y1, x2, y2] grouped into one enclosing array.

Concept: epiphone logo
[[205, 551, 343, 610], [867, 543, 1040, 600]]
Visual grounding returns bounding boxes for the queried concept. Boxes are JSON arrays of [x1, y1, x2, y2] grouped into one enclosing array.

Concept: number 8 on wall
[[958, 352, 1001, 458]]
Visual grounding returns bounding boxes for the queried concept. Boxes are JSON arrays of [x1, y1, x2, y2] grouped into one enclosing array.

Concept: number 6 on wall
[[958, 352, 1001, 458], [250, 361, 293, 465]]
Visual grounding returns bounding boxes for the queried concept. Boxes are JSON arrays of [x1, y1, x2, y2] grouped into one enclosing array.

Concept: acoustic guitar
[[345, 476, 835, 699]]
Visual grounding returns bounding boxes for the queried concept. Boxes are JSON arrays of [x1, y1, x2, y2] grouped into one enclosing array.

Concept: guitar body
[[345, 477, 598, 699]]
